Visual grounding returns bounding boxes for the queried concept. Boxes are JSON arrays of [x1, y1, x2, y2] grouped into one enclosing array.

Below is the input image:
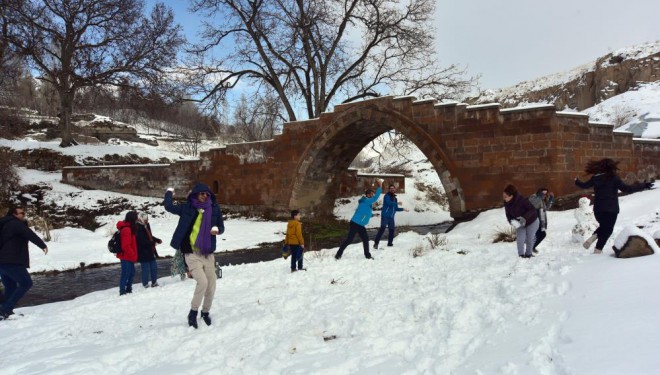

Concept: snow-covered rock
[[612, 225, 659, 258]]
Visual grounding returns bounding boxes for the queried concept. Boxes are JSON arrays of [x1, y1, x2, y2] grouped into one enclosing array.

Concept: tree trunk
[[58, 91, 77, 147]]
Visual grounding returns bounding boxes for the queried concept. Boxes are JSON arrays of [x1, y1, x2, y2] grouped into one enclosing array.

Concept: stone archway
[[62, 96, 660, 219], [288, 101, 465, 218]]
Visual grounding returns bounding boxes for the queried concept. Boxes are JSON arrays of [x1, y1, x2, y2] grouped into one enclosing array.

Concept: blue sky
[[148, 0, 660, 92]]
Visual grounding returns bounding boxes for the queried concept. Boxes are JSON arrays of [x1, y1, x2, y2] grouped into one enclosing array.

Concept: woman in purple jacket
[[503, 184, 539, 258]]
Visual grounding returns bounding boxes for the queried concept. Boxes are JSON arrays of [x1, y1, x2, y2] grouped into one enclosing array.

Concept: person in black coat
[[503, 184, 539, 258], [0, 206, 48, 319], [136, 212, 162, 288], [575, 158, 653, 254]]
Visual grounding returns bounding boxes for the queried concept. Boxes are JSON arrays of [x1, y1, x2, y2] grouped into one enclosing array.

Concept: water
[[16, 222, 453, 307]]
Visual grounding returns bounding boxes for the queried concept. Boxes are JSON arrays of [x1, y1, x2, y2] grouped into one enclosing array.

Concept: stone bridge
[[63, 96, 660, 219]]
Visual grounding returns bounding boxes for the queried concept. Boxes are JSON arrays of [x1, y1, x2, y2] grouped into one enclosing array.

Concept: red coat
[[116, 221, 138, 262]]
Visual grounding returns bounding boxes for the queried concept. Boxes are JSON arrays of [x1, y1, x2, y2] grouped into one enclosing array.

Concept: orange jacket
[[285, 220, 304, 245]]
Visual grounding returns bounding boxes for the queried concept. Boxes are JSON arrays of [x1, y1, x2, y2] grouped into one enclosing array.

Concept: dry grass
[[426, 233, 448, 249], [492, 225, 517, 243], [410, 243, 426, 258]]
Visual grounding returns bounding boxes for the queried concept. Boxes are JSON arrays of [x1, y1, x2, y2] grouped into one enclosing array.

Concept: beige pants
[[184, 253, 217, 312]]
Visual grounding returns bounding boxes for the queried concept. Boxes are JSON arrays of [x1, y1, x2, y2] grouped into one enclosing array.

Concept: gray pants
[[184, 253, 217, 312], [516, 218, 540, 256]]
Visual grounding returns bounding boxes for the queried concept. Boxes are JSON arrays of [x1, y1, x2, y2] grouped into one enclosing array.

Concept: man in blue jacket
[[164, 183, 224, 329], [0, 206, 48, 320], [373, 184, 408, 249], [335, 179, 382, 260]]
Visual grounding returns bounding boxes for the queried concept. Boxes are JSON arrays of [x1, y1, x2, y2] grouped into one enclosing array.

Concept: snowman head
[[578, 197, 590, 209]]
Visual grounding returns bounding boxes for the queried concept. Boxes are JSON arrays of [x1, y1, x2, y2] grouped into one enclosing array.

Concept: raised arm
[[163, 189, 183, 216], [575, 176, 593, 189], [364, 187, 382, 205]]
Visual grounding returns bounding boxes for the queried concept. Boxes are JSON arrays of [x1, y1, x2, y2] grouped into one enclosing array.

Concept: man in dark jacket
[[164, 183, 224, 329], [0, 206, 48, 319]]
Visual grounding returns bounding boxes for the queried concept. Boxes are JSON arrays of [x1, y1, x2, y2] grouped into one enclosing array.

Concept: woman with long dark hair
[[575, 158, 653, 254], [116, 210, 138, 295]]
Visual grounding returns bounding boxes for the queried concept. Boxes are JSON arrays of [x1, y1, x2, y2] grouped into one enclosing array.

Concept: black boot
[[201, 311, 212, 326], [188, 309, 198, 329]]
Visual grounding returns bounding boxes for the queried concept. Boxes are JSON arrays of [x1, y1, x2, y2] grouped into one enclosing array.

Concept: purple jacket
[[504, 193, 538, 227]]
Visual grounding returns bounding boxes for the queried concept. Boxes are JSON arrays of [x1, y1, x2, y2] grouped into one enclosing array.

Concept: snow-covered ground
[[3, 183, 659, 374], [583, 81, 660, 138]]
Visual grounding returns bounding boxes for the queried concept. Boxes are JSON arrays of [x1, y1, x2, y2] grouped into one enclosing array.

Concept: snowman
[[572, 197, 599, 243]]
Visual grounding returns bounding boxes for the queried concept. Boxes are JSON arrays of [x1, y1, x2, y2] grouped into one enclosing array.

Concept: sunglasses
[[15, 211, 26, 216], [198, 192, 208, 196]]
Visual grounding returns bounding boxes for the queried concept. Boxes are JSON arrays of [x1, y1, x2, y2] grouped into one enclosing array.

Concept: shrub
[[426, 233, 448, 249], [492, 225, 517, 243], [0, 111, 29, 139], [0, 148, 20, 204]]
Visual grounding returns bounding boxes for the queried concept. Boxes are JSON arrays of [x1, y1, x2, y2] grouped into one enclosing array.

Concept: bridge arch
[[288, 100, 465, 218]]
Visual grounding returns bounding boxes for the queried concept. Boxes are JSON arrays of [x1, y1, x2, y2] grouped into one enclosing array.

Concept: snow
[[475, 41, 660, 110], [0, 138, 193, 163], [612, 225, 660, 253], [584, 81, 660, 139], [5, 174, 660, 374], [3, 55, 660, 372]]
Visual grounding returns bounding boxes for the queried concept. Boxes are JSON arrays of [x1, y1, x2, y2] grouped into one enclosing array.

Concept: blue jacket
[[350, 187, 382, 226], [381, 192, 404, 219], [164, 183, 225, 253]]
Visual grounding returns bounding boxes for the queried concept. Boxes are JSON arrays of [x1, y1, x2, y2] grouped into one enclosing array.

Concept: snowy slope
[[476, 41, 660, 106], [582, 81, 660, 138], [2, 186, 659, 374]]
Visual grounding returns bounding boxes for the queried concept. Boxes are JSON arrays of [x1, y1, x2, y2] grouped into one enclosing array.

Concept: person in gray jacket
[[529, 188, 554, 254]]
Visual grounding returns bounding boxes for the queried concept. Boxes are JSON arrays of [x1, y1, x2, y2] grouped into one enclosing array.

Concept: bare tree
[[230, 93, 283, 142], [6, 0, 185, 147], [188, 0, 475, 121]]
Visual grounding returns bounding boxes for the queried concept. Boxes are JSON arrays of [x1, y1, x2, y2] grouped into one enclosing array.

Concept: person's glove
[[166, 187, 174, 195], [510, 219, 521, 229], [516, 216, 526, 227], [646, 181, 654, 189]]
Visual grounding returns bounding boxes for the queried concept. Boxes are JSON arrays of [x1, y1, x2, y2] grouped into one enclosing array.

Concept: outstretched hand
[[646, 181, 655, 189]]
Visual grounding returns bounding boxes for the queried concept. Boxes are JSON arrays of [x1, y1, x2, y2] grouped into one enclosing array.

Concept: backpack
[[108, 230, 123, 253], [282, 241, 290, 259]]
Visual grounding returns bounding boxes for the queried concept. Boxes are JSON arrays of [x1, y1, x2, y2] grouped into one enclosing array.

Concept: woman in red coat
[[116, 211, 138, 295]]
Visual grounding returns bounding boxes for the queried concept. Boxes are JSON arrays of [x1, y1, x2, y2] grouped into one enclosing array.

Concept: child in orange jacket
[[285, 210, 305, 272]]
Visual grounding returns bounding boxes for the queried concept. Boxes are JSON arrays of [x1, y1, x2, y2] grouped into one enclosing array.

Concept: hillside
[[469, 41, 660, 112]]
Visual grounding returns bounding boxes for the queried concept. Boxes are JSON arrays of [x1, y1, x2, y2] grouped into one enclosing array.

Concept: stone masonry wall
[[62, 96, 660, 219]]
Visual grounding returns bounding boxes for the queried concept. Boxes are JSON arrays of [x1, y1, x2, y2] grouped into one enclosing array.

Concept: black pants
[[335, 221, 371, 258], [594, 211, 618, 250], [533, 227, 546, 249]]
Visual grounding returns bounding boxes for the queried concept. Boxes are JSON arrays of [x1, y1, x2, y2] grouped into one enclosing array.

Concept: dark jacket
[[136, 222, 161, 262], [381, 192, 404, 219], [575, 174, 645, 213], [0, 215, 47, 268], [504, 193, 538, 227], [164, 183, 225, 253], [116, 221, 138, 262]]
